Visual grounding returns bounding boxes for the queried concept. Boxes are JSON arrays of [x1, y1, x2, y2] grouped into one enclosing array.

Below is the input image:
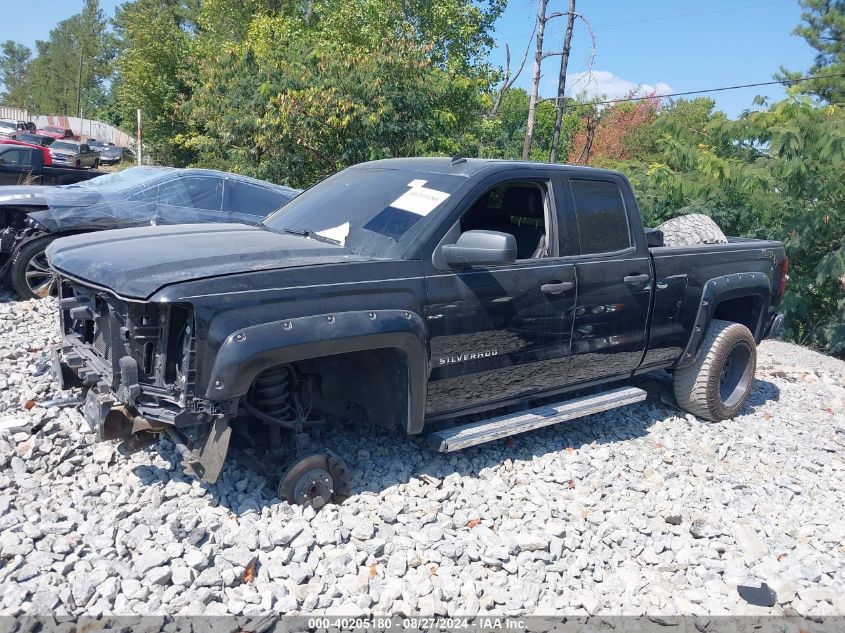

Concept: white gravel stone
[[1, 295, 844, 616]]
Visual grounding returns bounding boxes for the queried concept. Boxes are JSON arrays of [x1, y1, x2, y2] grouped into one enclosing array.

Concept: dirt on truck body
[[49, 157, 788, 506]]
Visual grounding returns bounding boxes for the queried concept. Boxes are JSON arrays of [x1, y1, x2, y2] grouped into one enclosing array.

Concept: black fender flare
[[205, 309, 429, 434], [675, 272, 771, 370]]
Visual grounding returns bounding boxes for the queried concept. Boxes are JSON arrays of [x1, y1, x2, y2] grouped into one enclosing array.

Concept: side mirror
[[441, 230, 517, 267]]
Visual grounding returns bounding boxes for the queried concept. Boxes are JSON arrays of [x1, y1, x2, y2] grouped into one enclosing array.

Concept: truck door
[[558, 175, 653, 384], [0, 147, 36, 186], [424, 172, 577, 417]]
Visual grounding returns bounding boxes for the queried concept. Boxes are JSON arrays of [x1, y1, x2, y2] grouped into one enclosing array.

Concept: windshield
[[60, 167, 172, 193], [51, 141, 78, 152], [263, 167, 467, 258], [0, 121, 15, 130]]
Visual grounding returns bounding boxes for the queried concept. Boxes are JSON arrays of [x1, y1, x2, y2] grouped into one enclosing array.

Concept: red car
[[36, 125, 76, 140], [0, 139, 53, 165]]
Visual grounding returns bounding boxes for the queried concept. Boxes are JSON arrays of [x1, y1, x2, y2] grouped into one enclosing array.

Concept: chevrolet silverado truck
[[48, 158, 787, 507]]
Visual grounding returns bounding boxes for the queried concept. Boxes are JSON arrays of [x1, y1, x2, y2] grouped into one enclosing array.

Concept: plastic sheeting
[[0, 167, 300, 233]]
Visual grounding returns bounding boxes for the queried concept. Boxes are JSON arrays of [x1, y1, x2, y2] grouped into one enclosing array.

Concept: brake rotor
[[278, 453, 335, 508]]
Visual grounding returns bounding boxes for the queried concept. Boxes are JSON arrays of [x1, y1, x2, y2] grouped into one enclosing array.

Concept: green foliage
[[27, 0, 113, 116], [460, 88, 578, 160], [779, 0, 845, 103], [0, 41, 33, 109], [108, 0, 197, 165], [612, 97, 845, 356], [174, 0, 503, 186]]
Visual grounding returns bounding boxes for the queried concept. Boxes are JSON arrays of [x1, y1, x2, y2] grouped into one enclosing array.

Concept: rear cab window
[[567, 178, 631, 255]]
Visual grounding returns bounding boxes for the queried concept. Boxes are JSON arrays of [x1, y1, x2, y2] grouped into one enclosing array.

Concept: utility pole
[[549, 0, 576, 163], [136, 109, 142, 165], [522, 0, 549, 160], [76, 43, 84, 119]]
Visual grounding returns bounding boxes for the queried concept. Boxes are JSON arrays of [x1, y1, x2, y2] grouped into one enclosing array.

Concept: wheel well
[[286, 348, 410, 432], [712, 296, 763, 338]]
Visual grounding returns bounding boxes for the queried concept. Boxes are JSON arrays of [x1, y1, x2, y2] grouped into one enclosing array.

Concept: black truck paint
[[49, 158, 787, 487], [0, 144, 102, 186]]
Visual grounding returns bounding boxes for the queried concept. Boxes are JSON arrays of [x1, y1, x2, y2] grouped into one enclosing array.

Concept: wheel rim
[[24, 250, 57, 298], [719, 342, 753, 408], [278, 454, 336, 507], [292, 468, 334, 505]]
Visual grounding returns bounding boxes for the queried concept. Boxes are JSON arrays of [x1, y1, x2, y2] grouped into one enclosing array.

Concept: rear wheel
[[93, 158, 100, 169], [673, 319, 756, 421], [10, 235, 60, 299]]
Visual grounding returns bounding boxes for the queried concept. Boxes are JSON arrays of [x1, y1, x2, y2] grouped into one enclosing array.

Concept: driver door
[[423, 173, 577, 417]]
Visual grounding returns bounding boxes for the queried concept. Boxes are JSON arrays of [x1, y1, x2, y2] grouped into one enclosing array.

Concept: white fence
[[0, 106, 135, 147]]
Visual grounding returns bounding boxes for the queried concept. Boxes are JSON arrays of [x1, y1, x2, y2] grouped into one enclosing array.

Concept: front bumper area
[[52, 345, 233, 483]]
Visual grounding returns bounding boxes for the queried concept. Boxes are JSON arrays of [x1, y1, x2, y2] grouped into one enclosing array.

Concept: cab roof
[[359, 157, 622, 179]]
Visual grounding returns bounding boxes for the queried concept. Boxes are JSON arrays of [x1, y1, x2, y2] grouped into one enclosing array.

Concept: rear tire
[[673, 319, 756, 421], [656, 214, 728, 247], [10, 235, 60, 299]]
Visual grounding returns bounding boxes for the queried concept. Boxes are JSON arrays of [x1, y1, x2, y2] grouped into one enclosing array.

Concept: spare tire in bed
[[655, 214, 728, 247]]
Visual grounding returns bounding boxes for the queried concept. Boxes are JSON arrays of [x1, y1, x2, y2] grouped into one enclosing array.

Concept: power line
[[539, 73, 845, 107], [497, 0, 792, 44], [592, 1, 792, 30]]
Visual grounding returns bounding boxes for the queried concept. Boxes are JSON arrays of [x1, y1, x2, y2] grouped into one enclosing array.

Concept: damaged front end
[[53, 277, 234, 482]]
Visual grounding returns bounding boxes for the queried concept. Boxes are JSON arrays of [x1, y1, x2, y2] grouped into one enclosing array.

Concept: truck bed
[[642, 237, 785, 370]]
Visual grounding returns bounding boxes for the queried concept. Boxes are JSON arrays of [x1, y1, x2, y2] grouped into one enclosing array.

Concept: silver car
[[49, 140, 100, 169]]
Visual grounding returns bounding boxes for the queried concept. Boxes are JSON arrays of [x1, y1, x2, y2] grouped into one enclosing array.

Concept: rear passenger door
[[559, 176, 653, 384]]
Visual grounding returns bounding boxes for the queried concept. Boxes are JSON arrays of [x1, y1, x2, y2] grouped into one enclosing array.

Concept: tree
[[28, 0, 112, 116], [109, 0, 197, 165], [611, 96, 845, 356], [567, 93, 660, 165], [0, 41, 32, 109], [549, 0, 576, 162], [779, 0, 845, 103], [522, 0, 549, 160], [179, 0, 504, 185]]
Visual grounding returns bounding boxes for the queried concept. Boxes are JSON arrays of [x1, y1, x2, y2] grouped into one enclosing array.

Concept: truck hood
[[0, 186, 102, 209], [47, 224, 370, 299]]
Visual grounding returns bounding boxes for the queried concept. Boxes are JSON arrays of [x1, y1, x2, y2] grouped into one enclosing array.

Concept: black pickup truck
[[49, 158, 787, 506], [0, 143, 102, 186]]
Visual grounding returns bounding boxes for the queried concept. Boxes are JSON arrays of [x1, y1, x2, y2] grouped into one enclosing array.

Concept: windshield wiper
[[282, 227, 341, 245]]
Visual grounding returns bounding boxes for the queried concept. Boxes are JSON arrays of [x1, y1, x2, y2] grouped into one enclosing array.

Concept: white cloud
[[546, 70, 672, 101]]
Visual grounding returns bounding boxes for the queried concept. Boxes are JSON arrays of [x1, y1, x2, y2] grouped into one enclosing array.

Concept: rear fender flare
[[205, 310, 429, 434], [676, 272, 771, 370]]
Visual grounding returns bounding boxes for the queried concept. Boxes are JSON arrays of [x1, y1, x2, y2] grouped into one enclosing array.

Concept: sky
[[4, 0, 819, 118]]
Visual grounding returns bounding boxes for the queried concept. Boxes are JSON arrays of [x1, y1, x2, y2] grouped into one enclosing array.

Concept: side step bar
[[428, 386, 647, 452]]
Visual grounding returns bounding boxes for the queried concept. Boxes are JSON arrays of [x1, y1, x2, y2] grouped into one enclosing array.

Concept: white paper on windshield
[[316, 222, 350, 246], [390, 186, 450, 216], [407, 179, 428, 188]]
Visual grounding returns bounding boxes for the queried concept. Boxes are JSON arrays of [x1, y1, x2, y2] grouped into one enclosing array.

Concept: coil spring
[[249, 364, 298, 424]]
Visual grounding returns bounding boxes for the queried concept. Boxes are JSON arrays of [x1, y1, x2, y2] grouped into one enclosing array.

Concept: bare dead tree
[[521, 1, 596, 161], [548, 0, 576, 162], [490, 20, 536, 117], [521, 0, 549, 160]]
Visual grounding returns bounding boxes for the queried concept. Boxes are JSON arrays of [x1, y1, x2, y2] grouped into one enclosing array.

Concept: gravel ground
[[1, 293, 844, 617]]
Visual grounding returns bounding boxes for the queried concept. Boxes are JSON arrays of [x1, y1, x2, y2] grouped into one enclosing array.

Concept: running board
[[428, 386, 647, 452]]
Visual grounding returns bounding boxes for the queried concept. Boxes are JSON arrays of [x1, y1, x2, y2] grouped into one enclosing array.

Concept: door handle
[[541, 281, 574, 295], [623, 274, 650, 284]]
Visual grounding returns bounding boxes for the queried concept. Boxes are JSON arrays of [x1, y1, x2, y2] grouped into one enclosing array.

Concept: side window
[[0, 148, 31, 166], [223, 180, 292, 217], [151, 176, 222, 211], [80, 144, 90, 153], [569, 179, 631, 254], [184, 177, 223, 211], [459, 180, 550, 260]]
